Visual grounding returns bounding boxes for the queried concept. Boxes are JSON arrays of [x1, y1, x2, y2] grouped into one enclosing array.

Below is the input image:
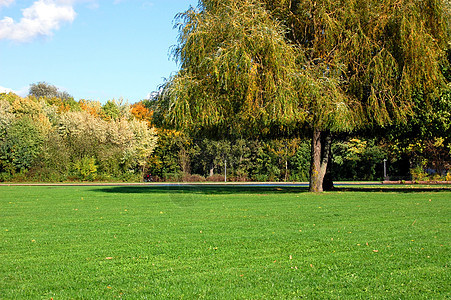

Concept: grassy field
[[1, 185, 449, 299]]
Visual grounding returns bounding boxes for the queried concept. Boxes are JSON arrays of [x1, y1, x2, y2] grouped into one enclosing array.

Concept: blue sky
[[0, 0, 198, 103]]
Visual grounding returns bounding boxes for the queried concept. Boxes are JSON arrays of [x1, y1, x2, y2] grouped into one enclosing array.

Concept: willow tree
[[163, 0, 306, 136], [264, 0, 450, 191], [164, 0, 449, 191]]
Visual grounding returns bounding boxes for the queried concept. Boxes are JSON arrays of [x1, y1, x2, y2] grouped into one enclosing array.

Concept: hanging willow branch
[[267, 0, 449, 129], [166, 0, 308, 137]]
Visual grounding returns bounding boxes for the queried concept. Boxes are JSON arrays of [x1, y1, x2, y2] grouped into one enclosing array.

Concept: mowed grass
[[1, 185, 449, 299]]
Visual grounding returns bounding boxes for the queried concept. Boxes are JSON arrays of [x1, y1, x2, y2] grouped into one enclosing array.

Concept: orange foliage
[[57, 103, 71, 113], [79, 99, 101, 117], [131, 102, 153, 126]]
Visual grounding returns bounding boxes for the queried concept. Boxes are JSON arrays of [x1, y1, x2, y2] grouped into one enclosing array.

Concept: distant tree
[[57, 90, 73, 101], [102, 100, 121, 121], [79, 99, 102, 117], [130, 101, 153, 126], [29, 82, 73, 100], [29, 82, 58, 99]]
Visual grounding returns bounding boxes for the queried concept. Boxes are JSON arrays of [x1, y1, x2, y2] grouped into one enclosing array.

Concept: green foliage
[[148, 134, 312, 182], [101, 100, 122, 120], [167, 0, 448, 134], [166, 0, 303, 136], [383, 85, 451, 180], [288, 140, 311, 181], [0, 98, 14, 138], [147, 130, 191, 179], [73, 157, 98, 181], [332, 137, 387, 181], [268, 0, 449, 129], [0, 116, 44, 174]]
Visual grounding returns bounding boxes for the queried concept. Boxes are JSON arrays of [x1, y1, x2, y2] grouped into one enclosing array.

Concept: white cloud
[[0, 86, 14, 93], [0, 85, 28, 96], [0, 0, 15, 8], [0, 0, 76, 42]]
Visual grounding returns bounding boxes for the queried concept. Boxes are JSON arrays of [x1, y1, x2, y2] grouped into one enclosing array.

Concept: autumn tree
[[164, 0, 449, 191], [131, 101, 153, 126]]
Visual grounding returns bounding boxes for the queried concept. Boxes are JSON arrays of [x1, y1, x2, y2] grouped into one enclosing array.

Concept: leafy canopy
[[164, 0, 450, 136], [267, 0, 450, 128], [165, 0, 306, 137]]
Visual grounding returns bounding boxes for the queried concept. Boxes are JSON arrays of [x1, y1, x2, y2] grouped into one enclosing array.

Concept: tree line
[[0, 83, 449, 183], [0, 88, 157, 182]]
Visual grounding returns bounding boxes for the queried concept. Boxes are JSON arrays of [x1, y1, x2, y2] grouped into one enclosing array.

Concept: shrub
[[206, 174, 225, 182], [182, 174, 206, 182], [410, 166, 428, 181], [73, 157, 97, 181]]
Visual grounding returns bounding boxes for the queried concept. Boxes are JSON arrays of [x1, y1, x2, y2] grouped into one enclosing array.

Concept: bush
[[206, 174, 225, 182], [410, 166, 429, 181], [164, 171, 184, 182], [252, 174, 269, 182], [73, 157, 97, 181], [182, 174, 206, 182]]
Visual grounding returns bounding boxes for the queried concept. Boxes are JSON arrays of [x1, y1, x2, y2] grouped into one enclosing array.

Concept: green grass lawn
[[1, 185, 449, 299]]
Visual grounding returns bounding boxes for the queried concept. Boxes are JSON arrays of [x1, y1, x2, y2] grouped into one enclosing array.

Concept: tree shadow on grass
[[91, 184, 450, 195], [91, 184, 310, 195]]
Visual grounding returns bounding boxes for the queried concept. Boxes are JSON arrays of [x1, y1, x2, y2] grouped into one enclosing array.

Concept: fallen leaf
[[373, 250, 379, 253], [105, 257, 113, 260]]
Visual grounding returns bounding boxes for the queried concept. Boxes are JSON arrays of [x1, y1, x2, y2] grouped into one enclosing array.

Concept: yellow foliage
[[445, 172, 451, 181], [433, 137, 444, 148]]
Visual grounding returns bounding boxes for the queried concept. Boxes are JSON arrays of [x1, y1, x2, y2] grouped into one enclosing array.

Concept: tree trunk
[[209, 164, 214, 177], [309, 128, 332, 192]]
